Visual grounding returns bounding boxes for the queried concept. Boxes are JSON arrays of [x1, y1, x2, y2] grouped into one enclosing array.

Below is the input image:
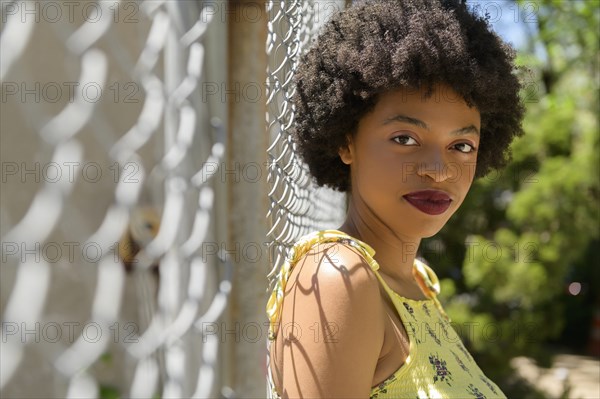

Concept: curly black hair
[[292, 0, 525, 192]]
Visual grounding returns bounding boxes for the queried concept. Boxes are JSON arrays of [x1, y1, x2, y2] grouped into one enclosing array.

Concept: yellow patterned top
[[266, 230, 506, 399]]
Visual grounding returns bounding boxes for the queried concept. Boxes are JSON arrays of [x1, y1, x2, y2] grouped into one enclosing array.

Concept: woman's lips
[[402, 190, 452, 215]]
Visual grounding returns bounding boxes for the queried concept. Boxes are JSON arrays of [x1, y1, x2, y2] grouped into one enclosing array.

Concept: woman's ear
[[338, 135, 354, 165]]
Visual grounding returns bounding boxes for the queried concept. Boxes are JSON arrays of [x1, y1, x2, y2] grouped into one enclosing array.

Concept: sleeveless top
[[266, 230, 506, 399]]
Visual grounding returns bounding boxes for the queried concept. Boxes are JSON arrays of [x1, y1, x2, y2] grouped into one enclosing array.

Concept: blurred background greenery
[[421, 0, 599, 397]]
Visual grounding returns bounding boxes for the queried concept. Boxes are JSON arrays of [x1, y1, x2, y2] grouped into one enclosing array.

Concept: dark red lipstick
[[403, 190, 452, 215]]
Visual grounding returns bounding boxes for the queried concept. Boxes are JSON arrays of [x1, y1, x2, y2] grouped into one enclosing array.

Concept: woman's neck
[[337, 198, 421, 285]]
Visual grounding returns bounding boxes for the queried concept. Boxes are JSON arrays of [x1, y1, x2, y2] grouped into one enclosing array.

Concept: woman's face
[[339, 85, 481, 238]]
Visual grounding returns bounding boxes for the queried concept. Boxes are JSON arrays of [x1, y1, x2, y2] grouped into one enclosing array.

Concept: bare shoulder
[[285, 240, 382, 305], [276, 240, 385, 398]]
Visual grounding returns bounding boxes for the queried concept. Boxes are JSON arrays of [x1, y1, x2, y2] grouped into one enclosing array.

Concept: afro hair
[[292, 0, 525, 192]]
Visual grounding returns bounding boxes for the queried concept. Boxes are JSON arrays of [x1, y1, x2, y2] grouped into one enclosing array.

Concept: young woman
[[266, 1, 524, 398]]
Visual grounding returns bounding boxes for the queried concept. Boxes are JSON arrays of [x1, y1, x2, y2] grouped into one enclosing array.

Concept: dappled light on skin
[[267, 231, 506, 399]]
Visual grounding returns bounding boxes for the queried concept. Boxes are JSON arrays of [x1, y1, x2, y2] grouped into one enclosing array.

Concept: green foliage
[[99, 385, 121, 399], [422, 0, 599, 393]]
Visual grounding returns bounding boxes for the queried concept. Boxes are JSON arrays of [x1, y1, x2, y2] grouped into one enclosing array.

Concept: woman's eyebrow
[[382, 114, 480, 136], [450, 125, 480, 136], [382, 114, 429, 129]]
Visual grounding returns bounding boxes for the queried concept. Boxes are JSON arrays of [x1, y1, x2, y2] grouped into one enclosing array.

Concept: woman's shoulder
[[284, 229, 382, 297], [274, 231, 386, 397], [280, 230, 386, 341], [267, 229, 384, 342]]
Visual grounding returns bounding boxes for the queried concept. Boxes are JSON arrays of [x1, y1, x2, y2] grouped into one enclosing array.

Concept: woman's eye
[[453, 142, 476, 153], [392, 135, 418, 146]]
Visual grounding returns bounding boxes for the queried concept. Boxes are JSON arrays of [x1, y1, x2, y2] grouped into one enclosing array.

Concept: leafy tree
[[421, 0, 599, 392]]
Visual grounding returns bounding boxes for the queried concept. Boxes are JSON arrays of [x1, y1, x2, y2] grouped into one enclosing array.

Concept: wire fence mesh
[[265, 1, 347, 396], [265, 0, 346, 289], [1, 0, 346, 398]]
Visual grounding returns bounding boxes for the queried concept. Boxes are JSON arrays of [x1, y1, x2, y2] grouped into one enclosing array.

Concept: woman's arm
[[276, 242, 386, 398]]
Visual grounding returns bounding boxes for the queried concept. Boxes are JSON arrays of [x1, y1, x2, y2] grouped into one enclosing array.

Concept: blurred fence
[[1, 1, 229, 397], [0, 0, 346, 398]]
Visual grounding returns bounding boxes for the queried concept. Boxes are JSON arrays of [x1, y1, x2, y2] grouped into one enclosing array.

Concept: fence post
[[228, 0, 269, 396]]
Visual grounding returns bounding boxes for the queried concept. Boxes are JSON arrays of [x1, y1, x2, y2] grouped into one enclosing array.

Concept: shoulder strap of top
[[266, 230, 375, 340], [266, 230, 447, 340], [413, 260, 441, 298]]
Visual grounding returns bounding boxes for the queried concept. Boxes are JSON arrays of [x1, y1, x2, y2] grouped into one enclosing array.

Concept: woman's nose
[[416, 148, 456, 182]]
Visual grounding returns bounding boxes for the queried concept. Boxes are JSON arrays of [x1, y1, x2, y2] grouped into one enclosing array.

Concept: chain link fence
[[265, 1, 347, 397], [265, 0, 346, 288], [1, 0, 346, 398]]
